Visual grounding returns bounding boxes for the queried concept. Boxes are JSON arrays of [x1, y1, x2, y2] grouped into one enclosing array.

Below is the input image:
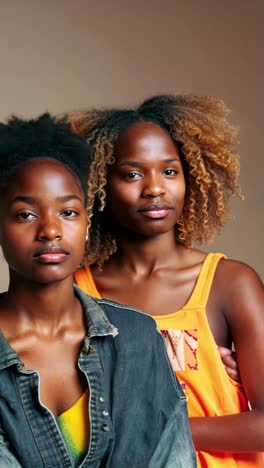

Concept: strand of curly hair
[[62, 94, 242, 268]]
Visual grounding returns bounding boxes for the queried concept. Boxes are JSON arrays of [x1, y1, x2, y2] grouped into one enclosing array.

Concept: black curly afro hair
[[0, 113, 92, 202]]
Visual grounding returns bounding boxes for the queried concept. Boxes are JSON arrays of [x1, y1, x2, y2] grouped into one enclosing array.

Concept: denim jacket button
[[103, 410, 109, 416], [102, 424, 110, 432], [99, 396, 105, 403]]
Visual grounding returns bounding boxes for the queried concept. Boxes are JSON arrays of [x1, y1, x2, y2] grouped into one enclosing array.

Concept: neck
[[112, 229, 183, 275], [3, 273, 79, 335]]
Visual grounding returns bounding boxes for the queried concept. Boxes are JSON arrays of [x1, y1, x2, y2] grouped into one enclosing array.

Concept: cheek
[[65, 223, 87, 243], [181, 183, 186, 202], [0, 226, 23, 250], [175, 179, 186, 200], [108, 183, 139, 208], [167, 178, 186, 201], [0, 236, 27, 268]]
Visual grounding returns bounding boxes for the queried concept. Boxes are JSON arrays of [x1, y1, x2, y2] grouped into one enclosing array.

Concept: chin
[[24, 267, 75, 285], [35, 275, 73, 287], [142, 222, 175, 234], [139, 227, 174, 237]]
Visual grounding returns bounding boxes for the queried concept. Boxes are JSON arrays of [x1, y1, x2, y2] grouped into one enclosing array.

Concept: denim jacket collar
[[0, 285, 118, 371], [74, 285, 118, 338]]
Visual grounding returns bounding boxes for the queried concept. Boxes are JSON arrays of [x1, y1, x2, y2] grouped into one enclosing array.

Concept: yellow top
[[56, 389, 89, 466], [74, 254, 264, 467]]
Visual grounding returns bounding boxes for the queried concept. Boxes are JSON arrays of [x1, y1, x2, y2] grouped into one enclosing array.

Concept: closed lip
[[138, 204, 173, 212], [33, 247, 70, 258]]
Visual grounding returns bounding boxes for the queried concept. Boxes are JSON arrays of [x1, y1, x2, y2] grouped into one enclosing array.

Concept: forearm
[[190, 410, 264, 452]]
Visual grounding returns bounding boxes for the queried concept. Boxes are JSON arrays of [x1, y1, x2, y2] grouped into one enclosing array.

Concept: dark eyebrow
[[10, 196, 35, 205], [10, 194, 83, 205], [117, 158, 181, 168], [58, 195, 83, 203]]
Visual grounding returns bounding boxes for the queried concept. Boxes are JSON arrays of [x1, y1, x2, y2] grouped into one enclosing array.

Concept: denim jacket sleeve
[[148, 403, 197, 467], [0, 436, 23, 468]]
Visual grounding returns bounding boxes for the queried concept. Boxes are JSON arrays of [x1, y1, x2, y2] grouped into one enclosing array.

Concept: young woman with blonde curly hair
[[65, 94, 264, 467]]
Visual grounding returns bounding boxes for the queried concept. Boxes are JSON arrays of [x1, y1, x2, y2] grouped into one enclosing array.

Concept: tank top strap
[[186, 253, 226, 309], [74, 267, 101, 298], [74, 267, 89, 291]]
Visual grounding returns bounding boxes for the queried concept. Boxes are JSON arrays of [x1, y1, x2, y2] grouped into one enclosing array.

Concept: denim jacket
[[0, 286, 196, 468]]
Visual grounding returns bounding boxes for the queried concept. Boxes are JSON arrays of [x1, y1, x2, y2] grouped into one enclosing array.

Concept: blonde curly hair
[[63, 94, 242, 267]]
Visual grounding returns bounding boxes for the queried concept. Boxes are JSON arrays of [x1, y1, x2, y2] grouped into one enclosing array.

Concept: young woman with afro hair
[[65, 94, 264, 467]]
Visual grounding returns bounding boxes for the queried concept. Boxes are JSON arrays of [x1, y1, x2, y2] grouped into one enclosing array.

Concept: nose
[[142, 172, 166, 198], [36, 215, 62, 242]]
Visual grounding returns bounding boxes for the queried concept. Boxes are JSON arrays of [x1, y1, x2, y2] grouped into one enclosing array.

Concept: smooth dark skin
[[91, 122, 264, 452], [0, 159, 88, 417]]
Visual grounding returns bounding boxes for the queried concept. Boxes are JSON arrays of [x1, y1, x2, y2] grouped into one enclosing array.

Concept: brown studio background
[[0, 0, 263, 291]]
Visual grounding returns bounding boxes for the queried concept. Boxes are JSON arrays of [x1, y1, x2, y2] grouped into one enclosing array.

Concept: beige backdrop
[[0, 0, 263, 291]]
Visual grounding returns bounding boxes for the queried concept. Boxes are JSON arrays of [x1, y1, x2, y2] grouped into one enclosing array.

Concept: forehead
[[115, 121, 180, 159], [4, 158, 84, 198]]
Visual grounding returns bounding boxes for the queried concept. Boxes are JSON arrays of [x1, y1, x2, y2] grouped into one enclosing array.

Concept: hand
[[218, 346, 241, 383]]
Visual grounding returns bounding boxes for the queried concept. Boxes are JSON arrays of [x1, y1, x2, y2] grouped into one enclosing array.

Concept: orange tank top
[[74, 253, 264, 467]]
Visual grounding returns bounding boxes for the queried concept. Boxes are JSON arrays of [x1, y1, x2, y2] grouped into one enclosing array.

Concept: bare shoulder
[[215, 257, 263, 291], [213, 257, 263, 322]]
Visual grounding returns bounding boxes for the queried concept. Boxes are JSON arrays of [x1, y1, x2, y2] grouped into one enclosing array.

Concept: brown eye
[[163, 169, 177, 176], [124, 171, 142, 180], [16, 212, 35, 220], [62, 210, 78, 217]]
